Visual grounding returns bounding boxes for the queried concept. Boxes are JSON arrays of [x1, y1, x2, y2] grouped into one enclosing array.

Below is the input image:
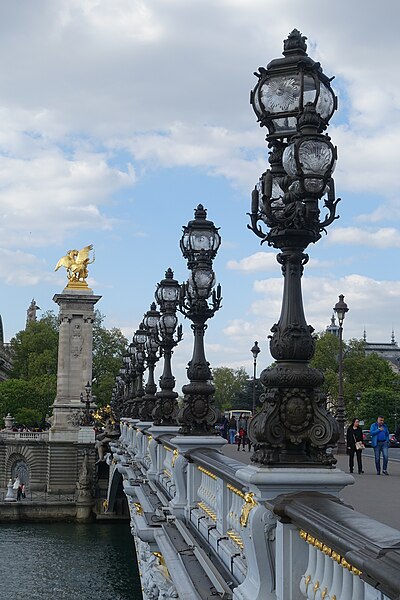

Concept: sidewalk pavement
[[222, 443, 400, 530]]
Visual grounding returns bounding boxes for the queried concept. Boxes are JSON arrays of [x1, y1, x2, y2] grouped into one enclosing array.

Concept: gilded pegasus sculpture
[[55, 244, 95, 288]]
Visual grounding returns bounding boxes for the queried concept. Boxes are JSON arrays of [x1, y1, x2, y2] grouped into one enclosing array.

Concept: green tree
[[311, 332, 400, 424], [0, 309, 127, 422], [0, 379, 52, 427], [10, 311, 59, 379], [310, 332, 340, 397], [92, 311, 128, 406], [14, 407, 43, 428], [212, 366, 250, 411], [357, 388, 398, 432]]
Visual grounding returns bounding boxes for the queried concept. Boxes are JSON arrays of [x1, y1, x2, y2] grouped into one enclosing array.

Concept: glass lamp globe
[[133, 325, 147, 346], [145, 334, 159, 353], [159, 313, 177, 336], [283, 137, 336, 196], [180, 205, 221, 264], [189, 268, 215, 299], [250, 29, 336, 140], [144, 302, 160, 332], [155, 268, 180, 306], [282, 103, 337, 198], [333, 294, 349, 325], [135, 349, 145, 365]]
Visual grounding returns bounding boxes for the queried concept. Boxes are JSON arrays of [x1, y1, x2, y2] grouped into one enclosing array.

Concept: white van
[[225, 410, 252, 421]]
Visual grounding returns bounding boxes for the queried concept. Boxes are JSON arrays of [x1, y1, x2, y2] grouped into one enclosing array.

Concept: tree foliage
[[10, 311, 59, 379], [0, 377, 54, 428], [311, 332, 400, 429], [0, 309, 127, 426], [357, 388, 399, 432], [212, 366, 251, 411], [92, 311, 128, 406]]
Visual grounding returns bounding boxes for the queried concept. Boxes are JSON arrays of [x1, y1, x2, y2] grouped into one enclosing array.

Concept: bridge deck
[[223, 444, 400, 530]]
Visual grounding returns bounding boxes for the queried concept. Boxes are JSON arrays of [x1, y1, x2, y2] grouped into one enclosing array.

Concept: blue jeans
[[229, 429, 236, 444], [374, 441, 389, 473]]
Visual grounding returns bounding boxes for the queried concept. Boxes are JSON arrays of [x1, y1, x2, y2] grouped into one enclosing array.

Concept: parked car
[[389, 433, 400, 448], [362, 430, 372, 447]]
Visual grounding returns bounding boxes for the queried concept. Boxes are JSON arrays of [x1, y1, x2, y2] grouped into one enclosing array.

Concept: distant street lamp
[[140, 303, 161, 422], [250, 341, 261, 414], [153, 269, 182, 426], [333, 294, 349, 454], [392, 380, 400, 431], [80, 381, 93, 426], [131, 324, 147, 418]]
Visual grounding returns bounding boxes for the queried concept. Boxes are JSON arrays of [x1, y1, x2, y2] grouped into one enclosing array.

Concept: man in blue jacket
[[370, 416, 390, 475]]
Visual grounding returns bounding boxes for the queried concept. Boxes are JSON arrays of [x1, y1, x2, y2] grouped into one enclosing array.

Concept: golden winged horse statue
[[55, 244, 95, 288]]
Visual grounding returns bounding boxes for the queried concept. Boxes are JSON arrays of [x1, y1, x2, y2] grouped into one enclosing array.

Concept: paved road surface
[[223, 444, 400, 530]]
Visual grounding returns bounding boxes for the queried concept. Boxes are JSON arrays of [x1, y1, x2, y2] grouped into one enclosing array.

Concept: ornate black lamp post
[[80, 381, 94, 426], [333, 294, 349, 454], [139, 303, 161, 421], [112, 375, 124, 418], [247, 30, 340, 465], [251, 341, 261, 414], [178, 205, 222, 435], [153, 269, 182, 425], [129, 324, 147, 419]]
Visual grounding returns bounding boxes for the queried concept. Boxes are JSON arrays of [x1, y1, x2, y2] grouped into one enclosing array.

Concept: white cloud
[[0, 146, 135, 248], [227, 251, 335, 272], [0, 249, 51, 286], [211, 272, 400, 377], [328, 227, 400, 248], [227, 251, 277, 272]]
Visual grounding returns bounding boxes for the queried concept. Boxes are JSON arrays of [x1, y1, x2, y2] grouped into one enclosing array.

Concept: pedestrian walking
[[370, 415, 390, 475], [237, 426, 246, 451], [346, 418, 364, 474], [237, 413, 246, 432], [236, 413, 247, 451], [245, 416, 252, 451], [228, 417, 237, 444], [12, 476, 20, 500], [17, 484, 23, 501]]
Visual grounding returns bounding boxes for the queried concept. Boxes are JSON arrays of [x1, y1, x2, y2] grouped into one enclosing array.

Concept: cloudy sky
[[0, 0, 399, 391]]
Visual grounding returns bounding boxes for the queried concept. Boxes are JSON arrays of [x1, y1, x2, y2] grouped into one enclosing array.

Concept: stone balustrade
[[107, 418, 400, 600], [0, 431, 49, 441]]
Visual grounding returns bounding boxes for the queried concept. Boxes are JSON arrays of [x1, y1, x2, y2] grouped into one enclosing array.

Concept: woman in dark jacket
[[346, 418, 364, 474]]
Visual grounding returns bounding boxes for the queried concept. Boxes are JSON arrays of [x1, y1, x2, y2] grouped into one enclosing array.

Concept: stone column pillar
[[50, 289, 101, 440], [47, 288, 100, 494]]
